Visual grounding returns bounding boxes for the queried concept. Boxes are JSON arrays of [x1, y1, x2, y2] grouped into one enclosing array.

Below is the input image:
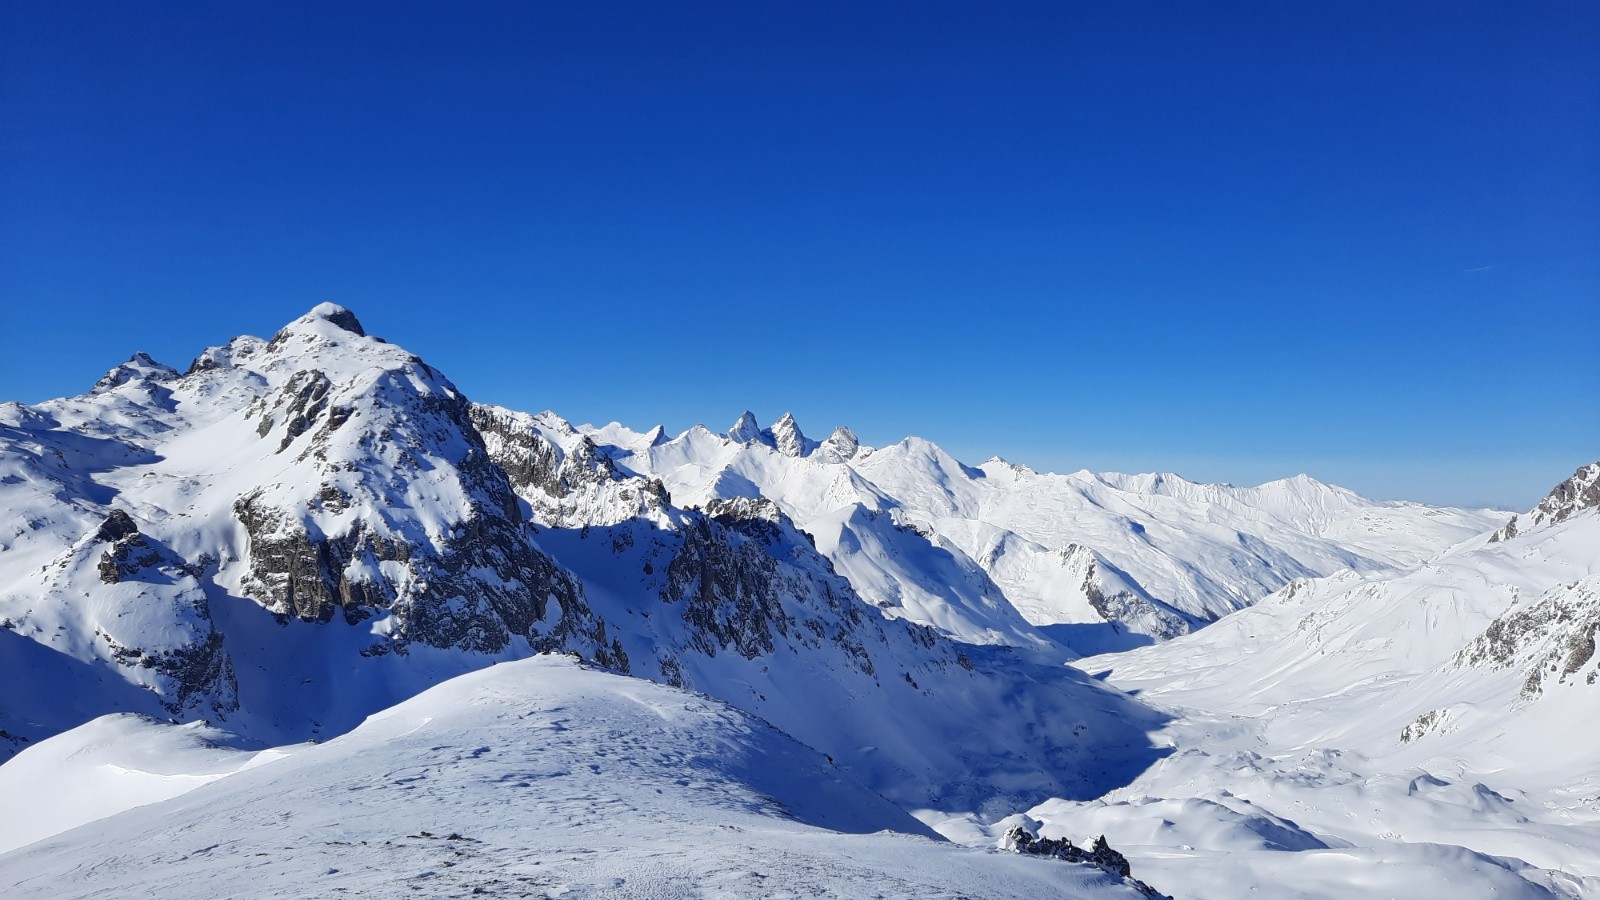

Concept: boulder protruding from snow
[[1000, 824, 1167, 897]]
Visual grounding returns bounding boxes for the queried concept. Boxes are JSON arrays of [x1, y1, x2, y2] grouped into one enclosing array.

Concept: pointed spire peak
[[644, 424, 668, 446], [765, 412, 816, 457], [727, 410, 765, 444]]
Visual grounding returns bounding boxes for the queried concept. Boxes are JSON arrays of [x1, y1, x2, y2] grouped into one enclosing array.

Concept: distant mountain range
[[2, 304, 1590, 898]]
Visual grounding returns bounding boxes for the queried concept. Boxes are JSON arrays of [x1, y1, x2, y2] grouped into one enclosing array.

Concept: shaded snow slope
[[0, 714, 292, 855], [0, 656, 1157, 899]]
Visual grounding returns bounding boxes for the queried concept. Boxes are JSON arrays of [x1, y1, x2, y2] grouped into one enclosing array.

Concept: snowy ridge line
[[0, 304, 1165, 816], [563, 407, 1503, 654]]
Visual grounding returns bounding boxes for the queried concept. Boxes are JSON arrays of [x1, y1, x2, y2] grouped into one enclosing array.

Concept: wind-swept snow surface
[[0, 656, 1156, 899]]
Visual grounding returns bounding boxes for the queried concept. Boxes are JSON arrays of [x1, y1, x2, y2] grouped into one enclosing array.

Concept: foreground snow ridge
[[1, 305, 1593, 898], [0, 656, 1153, 898]]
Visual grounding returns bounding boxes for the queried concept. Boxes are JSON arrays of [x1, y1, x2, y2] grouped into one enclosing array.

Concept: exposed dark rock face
[[1062, 544, 1194, 641], [468, 404, 670, 527], [231, 491, 392, 624], [99, 627, 238, 716], [664, 513, 795, 660], [652, 498, 886, 677], [1458, 580, 1600, 696], [1003, 825, 1168, 897], [317, 306, 367, 336], [235, 367, 609, 658], [233, 481, 604, 655], [469, 406, 563, 496], [97, 532, 164, 585], [93, 509, 140, 544], [259, 369, 335, 453]]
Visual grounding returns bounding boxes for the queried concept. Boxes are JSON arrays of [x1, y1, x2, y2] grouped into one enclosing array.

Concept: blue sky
[[2, 2, 1595, 508]]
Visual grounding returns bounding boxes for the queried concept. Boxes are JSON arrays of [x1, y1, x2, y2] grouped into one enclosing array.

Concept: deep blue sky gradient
[[3, 2, 1596, 507]]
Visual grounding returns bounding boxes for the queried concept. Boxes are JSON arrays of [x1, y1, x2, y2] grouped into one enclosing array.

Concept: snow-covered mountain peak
[[980, 457, 1038, 480], [815, 425, 862, 463], [1253, 472, 1351, 498], [91, 352, 179, 394], [766, 411, 817, 457], [727, 410, 767, 445], [286, 301, 367, 336], [183, 334, 265, 375]]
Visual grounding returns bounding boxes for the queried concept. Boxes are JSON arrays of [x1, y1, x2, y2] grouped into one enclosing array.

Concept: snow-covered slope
[[998, 463, 1600, 898], [0, 655, 1160, 898], [0, 305, 1163, 818], [582, 413, 1502, 653]]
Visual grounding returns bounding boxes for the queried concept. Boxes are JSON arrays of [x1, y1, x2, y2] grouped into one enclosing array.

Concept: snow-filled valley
[[1, 305, 1594, 898]]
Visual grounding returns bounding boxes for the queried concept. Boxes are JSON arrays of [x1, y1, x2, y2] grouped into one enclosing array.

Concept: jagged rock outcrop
[[1001, 824, 1168, 897], [93, 508, 140, 543], [97, 530, 165, 585], [1491, 461, 1599, 542], [469, 404, 670, 528], [226, 307, 609, 656], [1457, 578, 1600, 696], [1059, 544, 1195, 641], [92, 352, 179, 394]]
